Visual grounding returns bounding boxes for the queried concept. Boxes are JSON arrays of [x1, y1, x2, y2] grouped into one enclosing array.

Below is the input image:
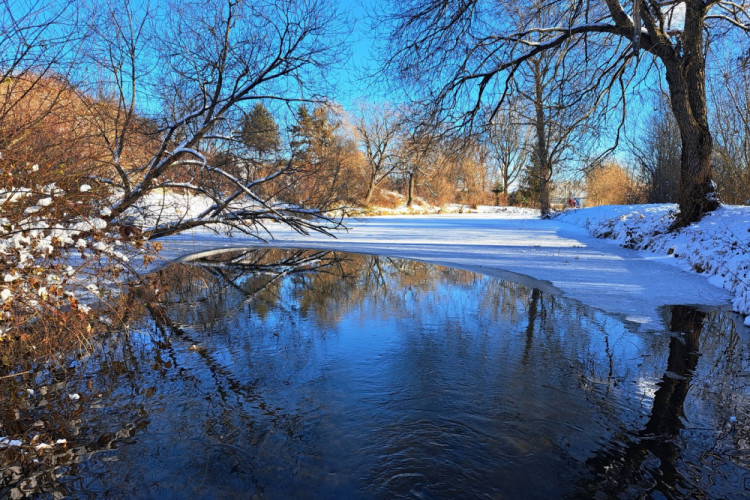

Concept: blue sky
[[329, 0, 386, 109]]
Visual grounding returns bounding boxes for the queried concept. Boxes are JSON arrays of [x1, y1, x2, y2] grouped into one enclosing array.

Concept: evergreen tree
[[289, 104, 337, 161], [515, 157, 554, 208], [240, 102, 280, 160], [288, 104, 363, 205], [515, 162, 540, 207]]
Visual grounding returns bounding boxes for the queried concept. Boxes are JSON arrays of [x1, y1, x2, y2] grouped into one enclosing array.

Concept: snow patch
[[558, 204, 749, 317]]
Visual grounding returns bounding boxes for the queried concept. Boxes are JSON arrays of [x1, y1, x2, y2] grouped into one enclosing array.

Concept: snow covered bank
[[163, 205, 736, 331], [557, 204, 750, 324]]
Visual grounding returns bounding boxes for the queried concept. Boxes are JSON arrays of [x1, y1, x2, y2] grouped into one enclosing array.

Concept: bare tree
[[485, 102, 531, 198], [396, 127, 443, 207], [480, 0, 602, 215], [438, 136, 494, 205], [517, 45, 598, 216], [382, 0, 750, 225], [391, 126, 493, 207], [630, 94, 681, 203], [79, 0, 347, 239], [353, 102, 404, 205], [710, 57, 750, 203]]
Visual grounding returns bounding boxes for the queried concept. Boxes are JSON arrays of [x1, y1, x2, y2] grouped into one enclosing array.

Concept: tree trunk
[[406, 171, 415, 207], [666, 77, 718, 225], [533, 63, 551, 218], [363, 185, 374, 206], [539, 162, 550, 218], [662, 6, 719, 226], [363, 170, 377, 206], [674, 121, 717, 225]]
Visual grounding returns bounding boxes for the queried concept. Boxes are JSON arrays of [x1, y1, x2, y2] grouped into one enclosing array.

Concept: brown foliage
[[0, 75, 158, 198], [586, 163, 645, 206], [1, 76, 103, 182], [369, 188, 404, 209], [0, 76, 164, 374], [285, 106, 367, 208]]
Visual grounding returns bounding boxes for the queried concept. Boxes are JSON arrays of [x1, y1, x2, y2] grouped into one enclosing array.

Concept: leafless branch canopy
[[382, 0, 749, 223], [3, 0, 349, 240]]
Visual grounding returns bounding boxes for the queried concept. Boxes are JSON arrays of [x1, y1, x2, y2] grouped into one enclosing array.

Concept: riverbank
[[163, 204, 744, 331], [557, 204, 750, 324]]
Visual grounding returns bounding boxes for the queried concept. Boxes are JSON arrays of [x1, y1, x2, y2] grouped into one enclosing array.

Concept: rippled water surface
[[2, 248, 749, 498]]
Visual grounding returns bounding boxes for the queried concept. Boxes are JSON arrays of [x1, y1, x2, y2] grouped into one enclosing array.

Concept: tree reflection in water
[[1, 248, 747, 499], [579, 307, 702, 497]]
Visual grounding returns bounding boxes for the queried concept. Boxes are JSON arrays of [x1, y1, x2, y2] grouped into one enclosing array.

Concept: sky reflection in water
[[3, 248, 748, 499]]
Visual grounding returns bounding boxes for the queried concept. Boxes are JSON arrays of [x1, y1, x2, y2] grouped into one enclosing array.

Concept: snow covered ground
[[161, 204, 749, 332], [558, 204, 750, 324]]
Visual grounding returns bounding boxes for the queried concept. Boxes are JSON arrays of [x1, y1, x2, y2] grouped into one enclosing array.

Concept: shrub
[[586, 163, 645, 206]]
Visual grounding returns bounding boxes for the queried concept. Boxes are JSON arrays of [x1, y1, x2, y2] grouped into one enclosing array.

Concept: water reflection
[[581, 306, 749, 498], [1, 248, 748, 498]]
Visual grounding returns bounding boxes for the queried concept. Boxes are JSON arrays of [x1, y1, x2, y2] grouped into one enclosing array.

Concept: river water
[[1, 248, 749, 498]]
